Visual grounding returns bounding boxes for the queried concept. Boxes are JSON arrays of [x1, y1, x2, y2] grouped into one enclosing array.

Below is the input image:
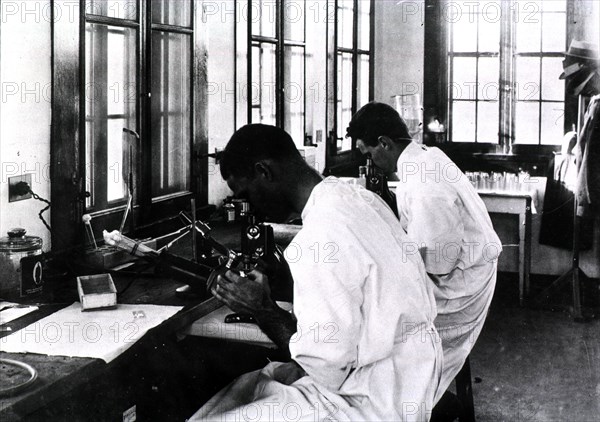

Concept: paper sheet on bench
[[183, 301, 292, 348], [0, 302, 182, 363]]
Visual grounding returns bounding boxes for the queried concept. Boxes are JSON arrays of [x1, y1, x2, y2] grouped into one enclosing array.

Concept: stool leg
[[455, 357, 476, 422]]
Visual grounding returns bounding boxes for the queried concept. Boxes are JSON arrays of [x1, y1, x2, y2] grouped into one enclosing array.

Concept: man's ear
[[378, 136, 393, 150], [254, 161, 274, 181]]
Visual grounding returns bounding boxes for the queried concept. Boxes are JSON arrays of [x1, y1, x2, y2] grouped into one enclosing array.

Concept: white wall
[[0, 1, 52, 251]]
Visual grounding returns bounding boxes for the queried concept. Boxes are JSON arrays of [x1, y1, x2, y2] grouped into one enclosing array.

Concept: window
[[82, 0, 201, 230], [326, 0, 373, 171], [248, 0, 307, 144], [425, 0, 570, 148], [335, 0, 372, 151]]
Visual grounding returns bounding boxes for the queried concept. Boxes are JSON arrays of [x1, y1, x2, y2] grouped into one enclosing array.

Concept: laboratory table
[[0, 222, 285, 421]]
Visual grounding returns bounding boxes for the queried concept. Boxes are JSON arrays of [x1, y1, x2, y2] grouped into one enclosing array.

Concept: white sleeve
[[286, 224, 366, 391], [405, 192, 464, 275]]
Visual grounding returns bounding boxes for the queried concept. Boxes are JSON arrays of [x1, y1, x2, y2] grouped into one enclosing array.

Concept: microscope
[[364, 157, 399, 218], [103, 207, 292, 304]]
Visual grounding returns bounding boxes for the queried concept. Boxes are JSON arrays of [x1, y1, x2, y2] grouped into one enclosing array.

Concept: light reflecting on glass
[[284, 45, 305, 144], [85, 23, 137, 205], [152, 0, 192, 27], [85, 0, 137, 19], [451, 101, 476, 143], [151, 31, 191, 197], [452, 16, 477, 52], [541, 57, 565, 101], [107, 118, 126, 201], [540, 102, 564, 145], [357, 0, 371, 50], [478, 19, 500, 52], [516, 57, 540, 101], [284, 0, 305, 42], [452, 57, 477, 101], [542, 12, 566, 52], [515, 102, 539, 144], [337, 52, 353, 150], [478, 57, 500, 101], [251, 0, 277, 38], [357, 54, 369, 108], [543, 0, 566, 13], [337, 1, 354, 49], [476, 101, 499, 143], [516, 18, 541, 53], [251, 43, 277, 126]]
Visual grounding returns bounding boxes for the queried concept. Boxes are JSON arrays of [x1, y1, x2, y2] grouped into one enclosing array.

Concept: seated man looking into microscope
[[346, 102, 502, 401], [189, 124, 443, 421]]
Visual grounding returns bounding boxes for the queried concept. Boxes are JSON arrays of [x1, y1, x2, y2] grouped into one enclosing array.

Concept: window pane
[[516, 17, 541, 53], [284, 0, 305, 42], [357, 0, 371, 50], [515, 102, 540, 144], [86, 23, 137, 206], [541, 102, 564, 145], [337, 1, 354, 49], [251, 0, 277, 38], [516, 57, 541, 101], [452, 15, 477, 52], [85, 120, 94, 208], [543, 0, 566, 13], [452, 57, 477, 101], [542, 12, 566, 52], [478, 57, 499, 101], [151, 31, 191, 197], [357, 54, 370, 109], [283, 45, 305, 144], [152, 0, 192, 27], [337, 52, 353, 150], [85, 0, 137, 19], [251, 43, 277, 125], [477, 101, 499, 143], [541, 57, 565, 101], [107, 118, 127, 201], [451, 101, 476, 143], [478, 19, 500, 53]]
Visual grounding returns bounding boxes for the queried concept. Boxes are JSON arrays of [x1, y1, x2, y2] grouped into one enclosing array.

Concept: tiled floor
[[470, 274, 600, 422]]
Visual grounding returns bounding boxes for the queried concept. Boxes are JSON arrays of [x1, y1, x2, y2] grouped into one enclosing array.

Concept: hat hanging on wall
[[565, 40, 599, 60], [560, 40, 600, 79]]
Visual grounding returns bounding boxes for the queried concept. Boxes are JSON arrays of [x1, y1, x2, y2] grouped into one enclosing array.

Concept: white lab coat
[[190, 177, 442, 422], [395, 142, 502, 400]]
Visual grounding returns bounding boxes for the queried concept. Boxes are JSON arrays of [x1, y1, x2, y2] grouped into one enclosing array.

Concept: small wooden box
[[77, 274, 117, 311]]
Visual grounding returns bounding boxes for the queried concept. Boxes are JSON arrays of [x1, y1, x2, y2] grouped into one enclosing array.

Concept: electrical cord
[[13, 181, 52, 235], [28, 188, 52, 234]]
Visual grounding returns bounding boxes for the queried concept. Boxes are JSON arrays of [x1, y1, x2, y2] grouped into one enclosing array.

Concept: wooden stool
[[431, 357, 476, 422]]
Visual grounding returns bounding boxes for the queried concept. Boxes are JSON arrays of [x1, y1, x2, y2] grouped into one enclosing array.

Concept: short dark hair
[[219, 124, 303, 179], [346, 102, 411, 147]]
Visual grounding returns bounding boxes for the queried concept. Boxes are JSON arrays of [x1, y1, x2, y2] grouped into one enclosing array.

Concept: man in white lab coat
[[190, 124, 443, 421], [347, 102, 502, 401]]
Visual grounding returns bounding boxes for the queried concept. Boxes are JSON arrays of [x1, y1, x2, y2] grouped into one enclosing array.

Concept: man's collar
[[300, 177, 334, 219], [396, 141, 426, 169]]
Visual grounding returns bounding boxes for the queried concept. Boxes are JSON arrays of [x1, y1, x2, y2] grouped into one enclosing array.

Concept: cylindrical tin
[[0, 228, 43, 301]]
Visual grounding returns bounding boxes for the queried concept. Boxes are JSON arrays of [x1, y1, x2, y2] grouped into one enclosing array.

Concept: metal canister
[[0, 228, 44, 301]]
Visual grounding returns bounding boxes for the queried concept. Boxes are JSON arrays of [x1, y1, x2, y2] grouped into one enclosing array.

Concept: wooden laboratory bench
[[0, 222, 286, 421]]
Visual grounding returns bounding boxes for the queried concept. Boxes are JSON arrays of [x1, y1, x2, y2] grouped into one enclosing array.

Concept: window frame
[[325, 0, 374, 173], [423, 0, 575, 154], [51, 0, 208, 251], [246, 0, 308, 144]]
